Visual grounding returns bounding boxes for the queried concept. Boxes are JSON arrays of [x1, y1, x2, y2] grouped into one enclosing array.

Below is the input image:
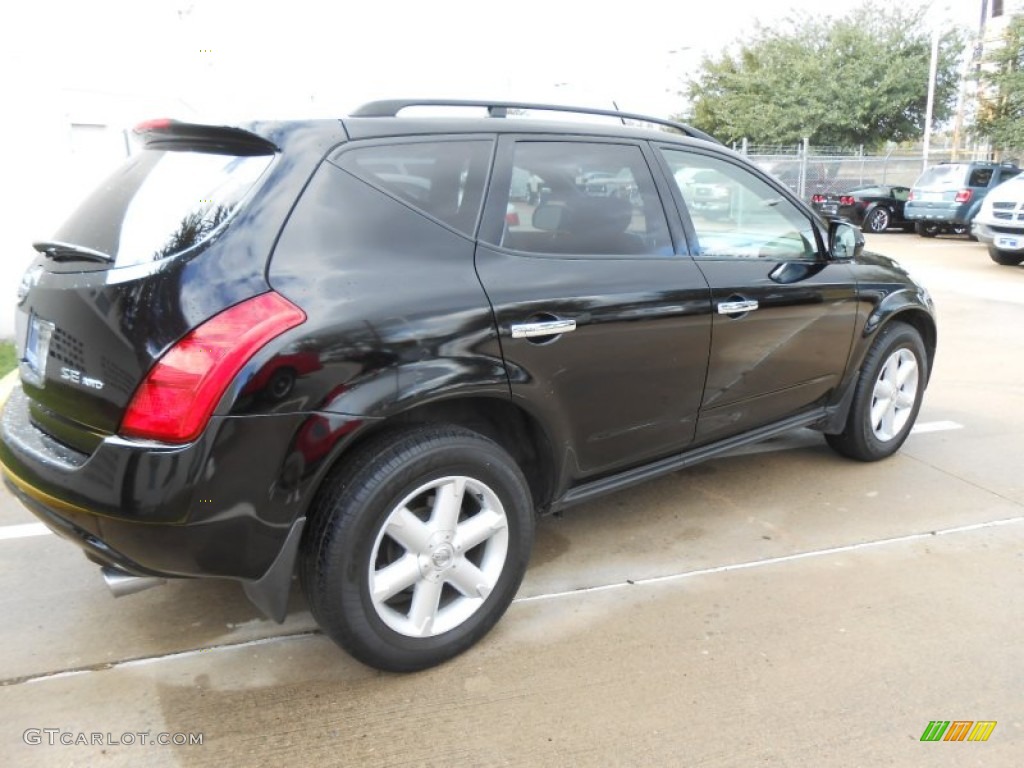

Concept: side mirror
[[829, 219, 864, 260]]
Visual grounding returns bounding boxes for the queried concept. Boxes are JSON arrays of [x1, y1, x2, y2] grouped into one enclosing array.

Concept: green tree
[[682, 4, 963, 148], [973, 15, 1024, 153]]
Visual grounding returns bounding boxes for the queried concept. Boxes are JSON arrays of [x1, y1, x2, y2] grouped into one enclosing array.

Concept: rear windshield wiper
[[32, 241, 114, 263]]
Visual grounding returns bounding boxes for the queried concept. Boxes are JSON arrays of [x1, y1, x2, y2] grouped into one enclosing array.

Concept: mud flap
[[242, 517, 306, 623]]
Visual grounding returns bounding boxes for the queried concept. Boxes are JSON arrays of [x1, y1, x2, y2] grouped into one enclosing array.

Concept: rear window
[[51, 148, 273, 267], [914, 165, 968, 189]]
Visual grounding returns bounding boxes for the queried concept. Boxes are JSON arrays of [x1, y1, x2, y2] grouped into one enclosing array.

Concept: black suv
[[1, 100, 936, 671], [905, 160, 1021, 237]]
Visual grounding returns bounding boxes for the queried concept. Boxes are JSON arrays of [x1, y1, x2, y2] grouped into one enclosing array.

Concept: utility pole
[[922, 27, 941, 171]]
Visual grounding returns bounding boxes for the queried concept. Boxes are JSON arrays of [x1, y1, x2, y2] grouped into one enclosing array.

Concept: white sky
[[3, 0, 985, 123]]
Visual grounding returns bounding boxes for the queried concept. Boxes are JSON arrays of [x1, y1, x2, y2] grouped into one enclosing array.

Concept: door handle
[[717, 300, 759, 315], [510, 319, 577, 339]]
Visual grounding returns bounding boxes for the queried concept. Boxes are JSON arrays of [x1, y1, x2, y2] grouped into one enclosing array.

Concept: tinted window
[[336, 141, 490, 236], [915, 164, 968, 188], [663, 149, 818, 261], [968, 168, 994, 187], [498, 142, 671, 256], [997, 167, 1021, 184], [53, 149, 273, 267]]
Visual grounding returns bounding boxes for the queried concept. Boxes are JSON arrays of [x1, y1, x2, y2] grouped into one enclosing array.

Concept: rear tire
[[301, 425, 534, 672], [989, 246, 1024, 266], [826, 323, 927, 462], [863, 207, 891, 233], [916, 222, 939, 238]]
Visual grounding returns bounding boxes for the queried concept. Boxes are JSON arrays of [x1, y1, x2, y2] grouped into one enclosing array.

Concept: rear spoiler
[[132, 118, 278, 155]]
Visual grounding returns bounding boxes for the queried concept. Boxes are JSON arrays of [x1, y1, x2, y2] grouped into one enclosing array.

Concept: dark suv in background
[[2, 100, 936, 671], [905, 160, 1021, 237]]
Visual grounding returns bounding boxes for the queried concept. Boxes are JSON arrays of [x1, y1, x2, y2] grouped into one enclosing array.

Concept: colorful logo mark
[[920, 721, 996, 742]]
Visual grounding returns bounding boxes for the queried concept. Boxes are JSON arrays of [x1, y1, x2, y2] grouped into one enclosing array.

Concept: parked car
[[904, 161, 1021, 237], [811, 186, 913, 233], [972, 173, 1024, 265], [2, 100, 936, 672], [674, 168, 733, 220]]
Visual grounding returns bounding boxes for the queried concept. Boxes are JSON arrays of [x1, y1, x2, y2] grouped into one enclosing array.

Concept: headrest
[[561, 195, 633, 236]]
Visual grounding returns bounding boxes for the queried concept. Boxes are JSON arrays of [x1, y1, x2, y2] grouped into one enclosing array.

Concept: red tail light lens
[[811, 194, 826, 204], [132, 118, 175, 133], [955, 189, 972, 203], [120, 292, 306, 443], [908, 191, 915, 200], [839, 196, 856, 206]]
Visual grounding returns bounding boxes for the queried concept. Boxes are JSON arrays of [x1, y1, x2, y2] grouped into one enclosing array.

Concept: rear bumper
[[904, 202, 970, 225], [0, 385, 318, 581]]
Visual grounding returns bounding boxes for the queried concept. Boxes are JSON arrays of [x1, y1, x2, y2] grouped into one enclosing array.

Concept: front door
[[659, 147, 859, 443]]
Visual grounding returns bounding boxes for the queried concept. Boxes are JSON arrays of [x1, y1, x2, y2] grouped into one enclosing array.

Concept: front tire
[[826, 323, 927, 461], [863, 207, 891, 233], [301, 425, 534, 672], [989, 246, 1024, 266]]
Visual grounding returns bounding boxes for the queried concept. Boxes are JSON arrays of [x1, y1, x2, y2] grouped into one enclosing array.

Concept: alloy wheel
[[869, 349, 919, 441], [368, 476, 509, 637]]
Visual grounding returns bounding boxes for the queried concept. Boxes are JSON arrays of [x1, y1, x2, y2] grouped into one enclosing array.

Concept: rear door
[[657, 146, 858, 443], [475, 136, 712, 481]]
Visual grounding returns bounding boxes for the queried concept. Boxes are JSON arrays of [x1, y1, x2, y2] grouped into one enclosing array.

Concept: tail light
[[839, 196, 856, 206], [811, 194, 826, 204], [955, 189, 973, 203], [120, 292, 306, 443], [908, 191, 915, 200], [132, 118, 176, 133]]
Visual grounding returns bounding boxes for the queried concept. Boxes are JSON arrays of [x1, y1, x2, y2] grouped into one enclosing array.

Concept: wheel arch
[[862, 299, 936, 384], [315, 395, 558, 518], [821, 301, 934, 440]]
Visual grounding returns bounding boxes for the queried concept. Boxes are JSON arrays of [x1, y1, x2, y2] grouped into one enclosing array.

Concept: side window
[[662, 149, 819, 261], [499, 142, 672, 256], [968, 167, 994, 187], [892, 187, 910, 202], [334, 140, 490, 236], [998, 168, 1021, 184]]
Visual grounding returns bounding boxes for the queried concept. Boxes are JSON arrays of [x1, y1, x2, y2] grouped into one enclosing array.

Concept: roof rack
[[350, 99, 721, 145]]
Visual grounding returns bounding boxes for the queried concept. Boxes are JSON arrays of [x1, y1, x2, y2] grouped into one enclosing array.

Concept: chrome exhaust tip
[[101, 566, 166, 598]]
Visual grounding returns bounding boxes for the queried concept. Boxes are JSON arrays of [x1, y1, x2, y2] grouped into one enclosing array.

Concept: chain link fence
[[734, 140, 996, 199]]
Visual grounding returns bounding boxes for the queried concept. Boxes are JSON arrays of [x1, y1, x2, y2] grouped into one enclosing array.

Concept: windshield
[[51, 148, 273, 267]]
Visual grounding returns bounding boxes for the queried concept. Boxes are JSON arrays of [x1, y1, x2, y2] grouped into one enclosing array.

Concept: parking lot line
[[910, 420, 963, 434], [0, 522, 50, 540]]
